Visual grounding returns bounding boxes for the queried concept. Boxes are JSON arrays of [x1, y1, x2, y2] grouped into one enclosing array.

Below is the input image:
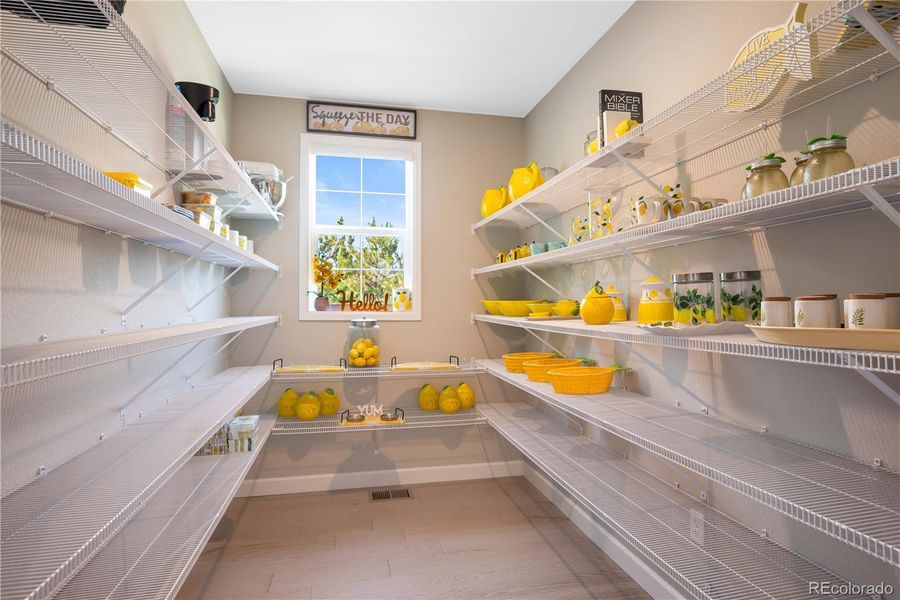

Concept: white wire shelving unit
[[473, 159, 900, 275], [474, 316, 900, 375], [270, 358, 485, 382], [272, 407, 486, 435], [0, 121, 279, 271], [0, 366, 270, 600], [53, 415, 275, 600], [1, 316, 279, 388], [0, 0, 278, 220], [472, 0, 900, 233], [479, 359, 900, 567], [482, 402, 863, 600]]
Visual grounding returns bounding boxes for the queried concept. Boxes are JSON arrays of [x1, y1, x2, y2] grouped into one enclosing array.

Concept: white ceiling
[[185, 1, 632, 117]]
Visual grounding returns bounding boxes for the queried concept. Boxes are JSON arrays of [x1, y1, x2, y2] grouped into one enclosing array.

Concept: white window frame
[[299, 132, 422, 321]]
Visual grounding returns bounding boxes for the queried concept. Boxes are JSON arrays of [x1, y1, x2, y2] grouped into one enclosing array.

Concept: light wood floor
[[178, 477, 651, 600]]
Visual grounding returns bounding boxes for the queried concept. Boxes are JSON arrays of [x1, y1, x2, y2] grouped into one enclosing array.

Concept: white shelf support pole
[[185, 331, 245, 386], [853, 367, 900, 407], [120, 340, 205, 413], [609, 147, 668, 197], [521, 265, 564, 297], [850, 6, 900, 62], [858, 184, 900, 228], [523, 327, 564, 356], [614, 243, 667, 283], [121, 242, 213, 322], [515, 204, 567, 242], [221, 183, 252, 219], [150, 147, 218, 199], [187, 258, 251, 314]]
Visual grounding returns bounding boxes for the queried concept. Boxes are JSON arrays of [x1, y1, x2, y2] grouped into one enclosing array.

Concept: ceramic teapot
[[581, 282, 615, 325], [508, 162, 544, 201]]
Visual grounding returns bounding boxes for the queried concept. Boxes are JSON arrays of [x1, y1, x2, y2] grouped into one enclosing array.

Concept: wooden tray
[[747, 325, 900, 352]]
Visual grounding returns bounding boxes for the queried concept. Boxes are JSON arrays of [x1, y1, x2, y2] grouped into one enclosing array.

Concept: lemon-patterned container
[[637, 277, 674, 323], [392, 288, 412, 312], [674, 273, 717, 325], [720, 271, 762, 322], [345, 317, 380, 368]]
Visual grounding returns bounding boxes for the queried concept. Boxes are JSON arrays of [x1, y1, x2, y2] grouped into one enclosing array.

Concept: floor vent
[[371, 488, 412, 501]]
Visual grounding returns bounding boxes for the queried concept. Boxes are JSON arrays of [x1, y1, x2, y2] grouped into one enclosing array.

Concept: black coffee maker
[[175, 81, 219, 122]]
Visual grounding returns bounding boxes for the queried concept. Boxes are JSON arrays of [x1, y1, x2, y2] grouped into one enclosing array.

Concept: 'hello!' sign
[[308, 101, 417, 139]]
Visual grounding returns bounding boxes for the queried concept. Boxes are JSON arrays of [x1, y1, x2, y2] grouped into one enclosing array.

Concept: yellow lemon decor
[[418, 384, 439, 411], [319, 388, 341, 416], [614, 119, 639, 140], [348, 337, 380, 367], [581, 282, 615, 325], [480, 186, 509, 218], [295, 391, 322, 421], [456, 383, 476, 410], [438, 386, 461, 414], [508, 162, 544, 201], [277, 388, 300, 418]]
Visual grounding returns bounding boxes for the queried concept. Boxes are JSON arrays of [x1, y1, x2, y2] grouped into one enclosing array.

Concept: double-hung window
[[300, 133, 421, 320]]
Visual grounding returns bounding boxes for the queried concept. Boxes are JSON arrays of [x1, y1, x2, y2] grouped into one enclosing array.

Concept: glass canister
[[789, 154, 808, 186], [720, 271, 762, 322], [673, 272, 716, 325], [584, 131, 599, 156], [742, 157, 789, 200], [345, 317, 381, 368], [803, 137, 855, 183]]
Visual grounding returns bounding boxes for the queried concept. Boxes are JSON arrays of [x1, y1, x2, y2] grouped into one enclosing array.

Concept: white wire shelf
[[479, 359, 900, 568], [0, 366, 270, 600], [1, 316, 279, 388], [0, 1, 278, 220], [270, 358, 485, 382], [0, 121, 279, 271], [473, 0, 900, 231], [474, 316, 900, 375], [272, 407, 487, 435], [53, 415, 275, 600], [473, 158, 900, 274], [482, 402, 862, 600]]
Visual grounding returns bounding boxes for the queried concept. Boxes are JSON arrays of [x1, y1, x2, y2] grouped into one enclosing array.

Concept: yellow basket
[[523, 358, 581, 382], [502, 352, 556, 373], [548, 367, 614, 394]]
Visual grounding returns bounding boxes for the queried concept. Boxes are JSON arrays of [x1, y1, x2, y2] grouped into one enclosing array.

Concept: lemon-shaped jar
[[742, 158, 788, 200], [581, 282, 615, 325], [803, 138, 855, 183]]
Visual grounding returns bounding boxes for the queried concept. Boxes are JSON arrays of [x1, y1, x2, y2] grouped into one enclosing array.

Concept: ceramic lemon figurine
[[508, 162, 544, 201], [581, 282, 615, 325], [480, 186, 508, 218]]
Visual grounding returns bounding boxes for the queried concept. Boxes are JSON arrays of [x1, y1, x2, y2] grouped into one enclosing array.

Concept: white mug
[[794, 296, 834, 328], [631, 197, 665, 225], [845, 295, 887, 329], [760, 297, 792, 327]]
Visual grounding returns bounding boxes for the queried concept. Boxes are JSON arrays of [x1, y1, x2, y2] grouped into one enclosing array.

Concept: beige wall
[[1, 0, 240, 494], [514, 0, 899, 585]]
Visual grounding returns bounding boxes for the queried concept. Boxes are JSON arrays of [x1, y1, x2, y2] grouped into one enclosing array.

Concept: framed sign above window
[[308, 101, 417, 139]]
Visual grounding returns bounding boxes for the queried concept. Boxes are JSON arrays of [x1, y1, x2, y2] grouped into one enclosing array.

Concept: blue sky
[[316, 155, 406, 227]]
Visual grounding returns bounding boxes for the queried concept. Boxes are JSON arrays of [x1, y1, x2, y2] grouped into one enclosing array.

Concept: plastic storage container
[[674, 272, 717, 325], [345, 317, 381, 368], [720, 271, 762, 322], [103, 172, 154, 197]]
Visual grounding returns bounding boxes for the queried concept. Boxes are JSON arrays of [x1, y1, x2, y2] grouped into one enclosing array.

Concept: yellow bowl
[[548, 367, 615, 394], [529, 312, 551, 318], [527, 302, 553, 314], [523, 358, 582, 382], [502, 352, 556, 373], [481, 300, 502, 315], [552, 300, 580, 317], [497, 300, 537, 318]]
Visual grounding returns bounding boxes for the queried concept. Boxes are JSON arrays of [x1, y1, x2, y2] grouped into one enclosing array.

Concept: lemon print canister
[[392, 288, 412, 313], [673, 273, 717, 325], [604, 284, 628, 322], [637, 276, 674, 323]]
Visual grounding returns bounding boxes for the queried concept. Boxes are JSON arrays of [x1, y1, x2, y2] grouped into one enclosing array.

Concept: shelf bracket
[[520, 265, 564, 297], [514, 204, 567, 242], [522, 327, 564, 356], [120, 340, 205, 414], [852, 366, 900, 407], [185, 331, 244, 386], [121, 242, 213, 322], [150, 147, 218, 200], [614, 243, 667, 283], [187, 258, 251, 314], [608, 147, 668, 197], [621, 341, 709, 410], [220, 186, 251, 220], [850, 6, 900, 62], [858, 184, 900, 228]]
